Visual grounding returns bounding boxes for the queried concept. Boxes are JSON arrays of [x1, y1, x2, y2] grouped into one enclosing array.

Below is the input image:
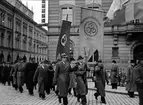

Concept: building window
[[42, 4, 45, 8], [7, 34, 11, 48], [62, 7, 73, 23], [88, 50, 99, 62], [0, 12, 5, 25], [23, 23, 27, 35], [112, 47, 119, 57], [42, 9, 45, 13], [88, 7, 99, 9], [42, 14, 45, 18], [16, 21, 21, 32], [42, 19, 45, 23], [7, 17, 12, 29], [42, 0, 45, 3], [0, 33, 4, 46]]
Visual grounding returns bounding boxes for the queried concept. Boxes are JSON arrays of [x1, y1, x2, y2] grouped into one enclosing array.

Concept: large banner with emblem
[[79, 7, 104, 60], [56, 20, 71, 59]]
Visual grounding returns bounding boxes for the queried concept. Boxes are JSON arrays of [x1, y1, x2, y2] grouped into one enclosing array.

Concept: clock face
[[84, 21, 98, 37]]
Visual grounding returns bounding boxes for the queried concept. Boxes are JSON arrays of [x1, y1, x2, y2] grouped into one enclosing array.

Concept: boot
[[63, 97, 68, 105], [94, 93, 99, 100], [101, 97, 106, 104], [58, 96, 62, 103], [19, 86, 23, 93], [77, 94, 80, 102]]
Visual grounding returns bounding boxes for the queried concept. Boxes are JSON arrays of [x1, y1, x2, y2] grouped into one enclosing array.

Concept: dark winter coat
[[111, 64, 119, 84], [53, 61, 70, 97], [1, 66, 11, 83], [94, 64, 108, 97], [25, 63, 38, 90], [74, 63, 88, 96], [33, 65, 49, 95]]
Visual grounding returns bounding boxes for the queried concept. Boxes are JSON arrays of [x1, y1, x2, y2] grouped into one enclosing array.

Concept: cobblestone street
[[0, 83, 139, 105]]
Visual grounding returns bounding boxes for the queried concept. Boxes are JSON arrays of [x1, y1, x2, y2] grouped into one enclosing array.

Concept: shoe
[[77, 97, 80, 102], [101, 97, 106, 104], [39, 94, 42, 98], [58, 97, 61, 103], [94, 93, 98, 100], [41, 94, 45, 100], [19, 87, 23, 93]]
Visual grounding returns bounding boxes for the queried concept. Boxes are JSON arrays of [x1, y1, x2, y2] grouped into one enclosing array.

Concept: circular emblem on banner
[[61, 34, 67, 46], [84, 21, 98, 37]]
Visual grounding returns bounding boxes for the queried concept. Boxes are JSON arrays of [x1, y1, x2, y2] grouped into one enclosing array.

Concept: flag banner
[[134, 0, 143, 21], [110, 0, 143, 25], [79, 8, 104, 60], [56, 20, 71, 59]]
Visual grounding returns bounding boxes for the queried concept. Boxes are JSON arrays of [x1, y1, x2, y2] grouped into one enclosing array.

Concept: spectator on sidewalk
[[126, 60, 137, 98], [134, 53, 143, 105], [111, 60, 119, 89], [121, 72, 126, 87], [93, 60, 108, 104]]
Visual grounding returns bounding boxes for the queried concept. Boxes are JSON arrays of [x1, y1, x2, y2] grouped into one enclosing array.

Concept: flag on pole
[[79, 7, 104, 60], [56, 20, 71, 59], [110, 0, 143, 25]]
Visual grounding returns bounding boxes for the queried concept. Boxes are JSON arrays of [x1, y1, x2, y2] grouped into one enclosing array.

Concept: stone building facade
[[0, 0, 48, 63], [47, 0, 143, 71]]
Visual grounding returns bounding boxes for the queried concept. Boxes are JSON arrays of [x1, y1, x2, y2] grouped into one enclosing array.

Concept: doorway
[[133, 44, 143, 62]]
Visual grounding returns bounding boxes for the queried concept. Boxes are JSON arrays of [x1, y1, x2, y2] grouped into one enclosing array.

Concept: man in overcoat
[[53, 53, 70, 105], [25, 57, 38, 95], [74, 56, 88, 105], [93, 60, 108, 104], [126, 60, 137, 98], [33, 60, 50, 99], [134, 53, 143, 105], [110, 60, 119, 89], [14, 58, 26, 93]]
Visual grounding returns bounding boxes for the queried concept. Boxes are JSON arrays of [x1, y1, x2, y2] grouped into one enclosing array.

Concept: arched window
[[7, 53, 11, 62], [23, 55, 27, 62], [88, 50, 99, 62], [0, 53, 4, 63]]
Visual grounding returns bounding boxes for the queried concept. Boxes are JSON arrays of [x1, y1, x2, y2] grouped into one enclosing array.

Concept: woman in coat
[[111, 60, 119, 89], [53, 53, 70, 105], [126, 60, 137, 98]]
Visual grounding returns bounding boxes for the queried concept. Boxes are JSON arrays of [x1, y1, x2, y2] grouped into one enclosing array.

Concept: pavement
[[0, 80, 139, 105], [87, 79, 139, 96]]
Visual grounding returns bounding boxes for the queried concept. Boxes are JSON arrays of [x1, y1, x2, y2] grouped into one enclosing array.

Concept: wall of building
[[0, 0, 48, 63]]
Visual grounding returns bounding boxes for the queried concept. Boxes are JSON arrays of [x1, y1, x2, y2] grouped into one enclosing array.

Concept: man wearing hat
[[53, 53, 70, 105], [93, 60, 108, 104], [134, 53, 143, 105], [74, 55, 89, 105], [126, 60, 137, 98], [110, 60, 119, 89]]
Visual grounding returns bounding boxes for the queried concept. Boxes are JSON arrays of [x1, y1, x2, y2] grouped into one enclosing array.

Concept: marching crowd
[[0, 53, 143, 105]]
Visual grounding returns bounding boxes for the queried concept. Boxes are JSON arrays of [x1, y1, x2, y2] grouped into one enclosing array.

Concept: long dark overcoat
[[126, 65, 137, 92], [94, 64, 108, 97], [33, 65, 49, 95], [25, 63, 38, 90], [75, 63, 88, 96], [111, 65, 119, 84], [53, 61, 70, 97]]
